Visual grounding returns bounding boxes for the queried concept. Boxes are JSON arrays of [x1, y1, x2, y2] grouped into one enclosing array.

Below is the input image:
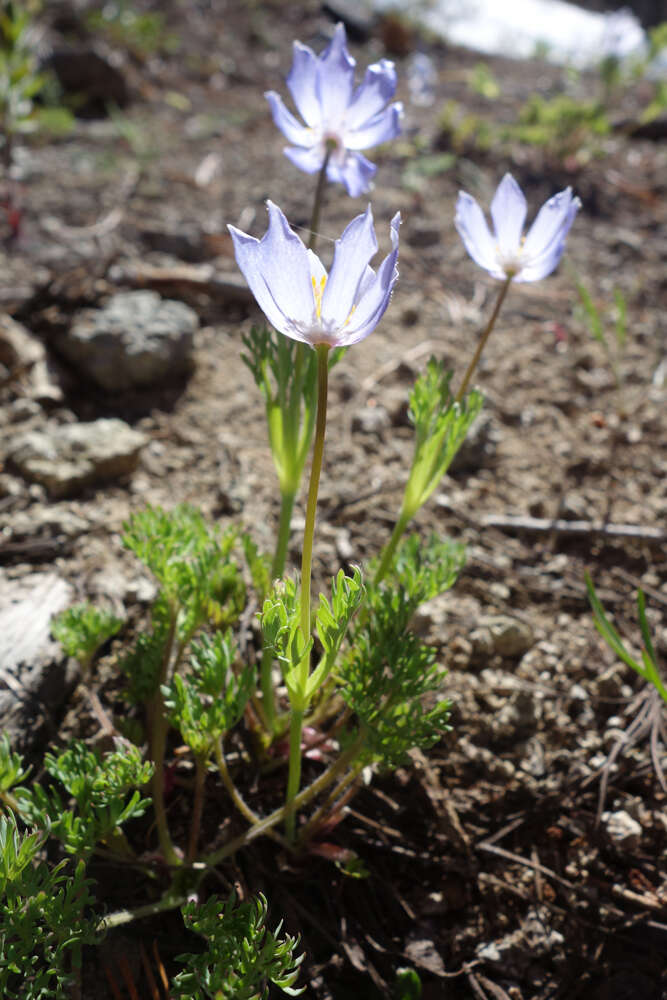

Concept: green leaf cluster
[[242, 326, 319, 499], [51, 603, 123, 670], [510, 94, 609, 153], [173, 893, 304, 999], [17, 741, 153, 858], [120, 505, 245, 701], [164, 631, 254, 757], [260, 577, 311, 709], [0, 811, 95, 999], [0, 733, 29, 800], [0, 2, 73, 150], [586, 574, 666, 704], [308, 568, 365, 700], [391, 533, 466, 610], [340, 536, 461, 767], [402, 360, 483, 521]]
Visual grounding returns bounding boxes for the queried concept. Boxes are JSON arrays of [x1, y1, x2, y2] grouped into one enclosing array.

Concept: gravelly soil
[[0, 2, 666, 998]]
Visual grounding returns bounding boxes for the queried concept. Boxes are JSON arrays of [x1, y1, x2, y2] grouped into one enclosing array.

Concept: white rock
[[602, 810, 642, 851]]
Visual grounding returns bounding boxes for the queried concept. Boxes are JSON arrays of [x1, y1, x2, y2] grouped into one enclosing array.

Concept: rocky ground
[[0, 2, 666, 998]]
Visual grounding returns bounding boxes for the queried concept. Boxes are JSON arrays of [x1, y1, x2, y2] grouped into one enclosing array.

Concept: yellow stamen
[[312, 274, 326, 319]]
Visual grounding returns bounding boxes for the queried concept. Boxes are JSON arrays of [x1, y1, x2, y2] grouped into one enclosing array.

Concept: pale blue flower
[[455, 173, 581, 282], [265, 23, 403, 198], [228, 201, 400, 348]]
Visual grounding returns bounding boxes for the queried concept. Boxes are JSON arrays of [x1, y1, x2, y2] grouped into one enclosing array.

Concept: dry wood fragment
[[109, 261, 254, 304], [481, 514, 665, 545]]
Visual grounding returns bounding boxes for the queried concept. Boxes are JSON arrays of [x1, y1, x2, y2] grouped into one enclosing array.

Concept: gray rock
[[471, 615, 535, 659], [7, 418, 147, 497], [351, 404, 390, 435], [59, 291, 198, 392]]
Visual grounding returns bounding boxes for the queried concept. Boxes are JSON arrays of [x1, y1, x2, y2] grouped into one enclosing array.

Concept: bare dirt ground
[[1, 2, 666, 998]]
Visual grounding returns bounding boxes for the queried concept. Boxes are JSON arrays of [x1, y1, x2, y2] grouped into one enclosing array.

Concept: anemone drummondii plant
[[230, 200, 401, 837], [266, 22, 403, 199]]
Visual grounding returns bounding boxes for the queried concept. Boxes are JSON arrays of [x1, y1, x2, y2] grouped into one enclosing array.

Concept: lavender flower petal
[[327, 151, 377, 197], [228, 202, 313, 337], [284, 145, 325, 174], [265, 91, 312, 146], [491, 173, 527, 258], [346, 61, 398, 129], [342, 213, 401, 344], [287, 41, 320, 127], [322, 206, 378, 327], [316, 23, 356, 122], [345, 104, 403, 150], [454, 193, 502, 277], [521, 189, 579, 262]]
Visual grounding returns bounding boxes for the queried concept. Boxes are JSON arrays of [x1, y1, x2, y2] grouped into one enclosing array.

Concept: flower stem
[[299, 344, 330, 647], [284, 707, 305, 841], [307, 147, 332, 251], [455, 275, 512, 403], [284, 344, 330, 840]]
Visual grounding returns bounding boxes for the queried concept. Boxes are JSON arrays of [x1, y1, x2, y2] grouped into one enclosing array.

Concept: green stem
[[98, 890, 190, 932], [206, 735, 364, 867], [100, 740, 366, 932], [297, 762, 363, 844], [299, 344, 330, 644], [455, 275, 512, 403], [148, 610, 181, 867], [374, 510, 410, 587], [284, 708, 304, 841], [307, 147, 332, 251]]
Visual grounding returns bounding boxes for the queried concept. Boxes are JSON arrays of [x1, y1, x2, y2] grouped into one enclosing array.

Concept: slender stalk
[[297, 763, 363, 844], [299, 344, 330, 644], [284, 345, 330, 840], [455, 275, 512, 403], [307, 147, 332, 251], [148, 609, 181, 867], [373, 510, 410, 587], [100, 740, 366, 932], [215, 739, 260, 827], [207, 735, 364, 867], [98, 890, 190, 931], [187, 755, 207, 863]]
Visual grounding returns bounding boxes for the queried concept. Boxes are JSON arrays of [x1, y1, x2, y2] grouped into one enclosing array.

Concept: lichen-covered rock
[[59, 291, 198, 392], [7, 418, 147, 497]]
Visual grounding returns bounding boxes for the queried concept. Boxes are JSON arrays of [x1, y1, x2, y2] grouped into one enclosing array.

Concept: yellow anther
[[311, 274, 327, 319]]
